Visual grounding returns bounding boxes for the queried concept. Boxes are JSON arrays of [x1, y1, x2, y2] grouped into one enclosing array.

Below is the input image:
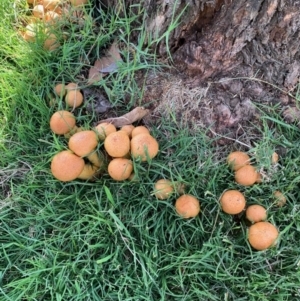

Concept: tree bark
[[98, 0, 300, 142]]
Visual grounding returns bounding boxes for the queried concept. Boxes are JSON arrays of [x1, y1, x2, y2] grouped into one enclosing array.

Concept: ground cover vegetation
[[1, 0, 300, 300]]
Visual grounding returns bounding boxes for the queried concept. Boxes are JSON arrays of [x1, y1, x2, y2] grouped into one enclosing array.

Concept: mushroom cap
[[107, 158, 133, 181], [51, 150, 85, 181], [70, 0, 88, 6], [248, 221, 279, 250], [68, 130, 98, 157], [245, 204, 267, 223], [24, 23, 37, 42], [220, 190, 246, 215], [86, 151, 104, 168], [65, 90, 84, 108], [43, 33, 60, 51], [41, 0, 60, 10], [77, 164, 99, 180], [271, 152, 279, 164], [120, 124, 135, 138], [131, 126, 150, 138], [255, 172, 263, 183], [65, 82, 79, 91], [95, 122, 117, 140], [273, 191, 286, 207], [50, 110, 76, 135], [154, 179, 174, 200], [104, 131, 130, 158], [234, 165, 258, 186], [227, 151, 250, 171], [175, 194, 200, 218], [130, 133, 159, 161], [32, 5, 45, 19], [54, 83, 66, 97]]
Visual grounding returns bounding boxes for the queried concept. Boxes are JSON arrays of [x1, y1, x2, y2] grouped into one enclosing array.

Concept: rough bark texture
[[98, 0, 300, 143]]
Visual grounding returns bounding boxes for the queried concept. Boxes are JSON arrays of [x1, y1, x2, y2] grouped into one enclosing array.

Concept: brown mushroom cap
[[95, 122, 117, 140], [104, 131, 130, 158], [54, 83, 66, 97], [175, 194, 200, 218], [43, 33, 60, 51], [234, 165, 258, 186], [77, 164, 99, 180], [271, 152, 279, 164], [220, 190, 246, 215], [154, 179, 174, 200], [65, 82, 79, 91], [65, 90, 84, 108], [130, 133, 159, 161], [33, 5, 45, 19], [42, 0, 60, 10], [51, 150, 85, 181], [131, 126, 150, 138], [227, 151, 250, 171], [86, 151, 104, 168], [107, 158, 133, 181], [50, 110, 76, 135], [70, 0, 88, 6], [120, 124, 135, 138], [273, 191, 286, 207], [68, 130, 98, 157], [246, 205, 267, 223], [248, 221, 279, 250]]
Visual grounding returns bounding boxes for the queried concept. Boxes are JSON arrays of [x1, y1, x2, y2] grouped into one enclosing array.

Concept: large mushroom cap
[[130, 133, 159, 161], [104, 131, 130, 158], [227, 151, 250, 171], [65, 90, 83, 108], [68, 130, 98, 157], [107, 158, 133, 181], [234, 165, 258, 186], [51, 150, 85, 181], [50, 110, 76, 135], [220, 190, 246, 215], [248, 221, 279, 250], [95, 122, 117, 140], [246, 204, 267, 223], [175, 194, 200, 218]]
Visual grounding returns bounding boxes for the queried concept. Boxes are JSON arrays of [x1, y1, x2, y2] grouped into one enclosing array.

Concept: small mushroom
[[107, 158, 133, 181], [154, 179, 174, 200], [68, 130, 98, 157], [130, 133, 159, 162], [175, 194, 200, 218], [104, 131, 130, 158], [234, 165, 258, 186], [245, 205, 267, 223], [248, 222, 279, 251], [50, 110, 76, 135], [65, 90, 84, 108], [220, 190, 246, 215], [227, 151, 250, 171]]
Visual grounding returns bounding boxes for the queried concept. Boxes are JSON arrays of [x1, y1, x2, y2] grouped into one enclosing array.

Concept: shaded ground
[[81, 65, 299, 147]]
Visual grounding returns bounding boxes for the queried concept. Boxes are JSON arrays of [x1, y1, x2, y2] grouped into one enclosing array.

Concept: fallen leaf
[[96, 107, 150, 127], [88, 42, 123, 84]]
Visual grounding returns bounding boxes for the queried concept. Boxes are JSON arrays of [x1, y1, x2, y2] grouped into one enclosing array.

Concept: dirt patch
[[134, 68, 298, 146]]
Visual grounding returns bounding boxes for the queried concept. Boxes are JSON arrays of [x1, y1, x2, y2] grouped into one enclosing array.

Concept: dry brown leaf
[[88, 42, 123, 84], [96, 107, 150, 128]]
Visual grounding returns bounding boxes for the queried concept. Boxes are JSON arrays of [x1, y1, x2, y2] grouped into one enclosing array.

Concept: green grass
[[1, 1, 300, 300]]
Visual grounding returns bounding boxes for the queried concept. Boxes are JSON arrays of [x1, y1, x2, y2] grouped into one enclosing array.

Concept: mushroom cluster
[[219, 150, 284, 250], [49, 104, 161, 183], [22, 0, 89, 50]]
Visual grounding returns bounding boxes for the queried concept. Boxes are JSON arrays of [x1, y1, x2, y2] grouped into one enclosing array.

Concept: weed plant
[[1, 0, 300, 300]]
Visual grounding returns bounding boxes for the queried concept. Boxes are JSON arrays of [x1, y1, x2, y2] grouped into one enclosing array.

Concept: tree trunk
[[99, 0, 300, 143]]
